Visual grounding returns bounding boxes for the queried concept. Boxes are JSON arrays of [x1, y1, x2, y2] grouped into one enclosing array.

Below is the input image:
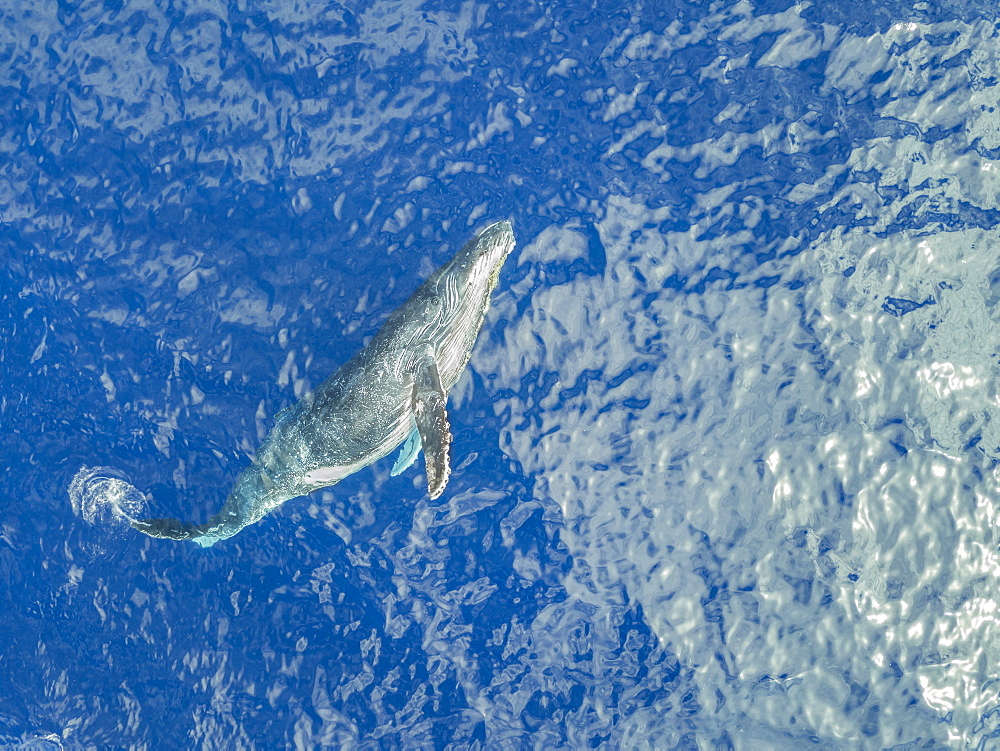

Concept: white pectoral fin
[[412, 358, 452, 499], [391, 426, 422, 476]]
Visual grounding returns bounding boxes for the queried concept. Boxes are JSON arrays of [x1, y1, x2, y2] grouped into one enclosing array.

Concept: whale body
[[131, 221, 516, 546]]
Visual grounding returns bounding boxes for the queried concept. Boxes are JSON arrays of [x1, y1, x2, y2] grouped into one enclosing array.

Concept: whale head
[[423, 220, 515, 383], [443, 220, 516, 300]]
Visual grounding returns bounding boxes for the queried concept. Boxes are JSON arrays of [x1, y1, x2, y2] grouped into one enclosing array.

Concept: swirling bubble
[[68, 466, 147, 555]]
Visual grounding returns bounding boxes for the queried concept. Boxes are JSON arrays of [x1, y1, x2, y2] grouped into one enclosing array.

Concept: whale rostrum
[[131, 220, 516, 546]]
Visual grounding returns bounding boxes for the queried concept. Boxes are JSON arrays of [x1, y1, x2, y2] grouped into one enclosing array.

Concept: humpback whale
[[131, 220, 515, 546]]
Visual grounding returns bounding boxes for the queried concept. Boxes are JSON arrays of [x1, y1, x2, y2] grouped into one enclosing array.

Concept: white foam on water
[[68, 466, 147, 554]]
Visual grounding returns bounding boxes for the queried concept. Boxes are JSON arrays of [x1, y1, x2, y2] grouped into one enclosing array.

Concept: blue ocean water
[[4, 0, 1000, 747]]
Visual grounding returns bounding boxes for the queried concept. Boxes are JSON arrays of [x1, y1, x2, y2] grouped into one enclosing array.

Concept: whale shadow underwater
[[131, 220, 516, 546]]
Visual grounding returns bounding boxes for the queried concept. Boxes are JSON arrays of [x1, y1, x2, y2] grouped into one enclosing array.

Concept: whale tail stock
[[130, 516, 206, 541]]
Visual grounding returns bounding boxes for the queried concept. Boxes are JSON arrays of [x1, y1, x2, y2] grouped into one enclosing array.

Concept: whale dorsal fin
[[411, 359, 452, 499], [273, 404, 295, 425], [273, 391, 313, 426]]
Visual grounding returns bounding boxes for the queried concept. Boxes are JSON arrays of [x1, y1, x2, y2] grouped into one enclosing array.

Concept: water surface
[[3, 0, 1000, 747]]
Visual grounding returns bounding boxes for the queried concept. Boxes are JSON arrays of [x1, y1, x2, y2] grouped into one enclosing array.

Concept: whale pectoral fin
[[412, 359, 452, 499], [391, 427, 422, 476], [130, 517, 205, 541]]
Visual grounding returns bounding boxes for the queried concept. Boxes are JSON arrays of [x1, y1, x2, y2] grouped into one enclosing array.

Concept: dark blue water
[[4, 1, 1000, 748]]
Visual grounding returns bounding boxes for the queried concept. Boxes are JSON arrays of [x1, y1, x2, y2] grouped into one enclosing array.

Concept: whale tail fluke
[[130, 516, 206, 541]]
